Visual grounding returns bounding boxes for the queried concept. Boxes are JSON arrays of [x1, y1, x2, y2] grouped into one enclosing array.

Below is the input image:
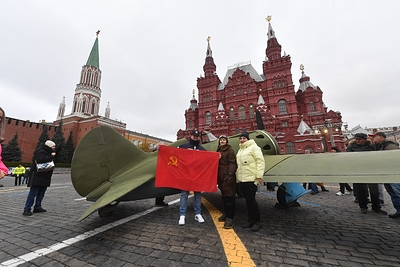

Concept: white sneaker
[[195, 214, 205, 223], [336, 191, 345, 196], [178, 215, 185, 225]]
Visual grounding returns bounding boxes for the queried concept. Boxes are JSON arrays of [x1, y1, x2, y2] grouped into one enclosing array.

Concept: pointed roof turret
[[189, 89, 198, 110], [256, 94, 268, 113], [298, 64, 317, 92], [297, 119, 312, 135], [215, 102, 227, 120], [203, 36, 217, 77], [86, 30, 100, 69], [105, 102, 110, 118], [265, 16, 282, 61]]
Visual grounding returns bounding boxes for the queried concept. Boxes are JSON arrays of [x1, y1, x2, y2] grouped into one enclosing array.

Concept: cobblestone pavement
[[1, 174, 399, 267]]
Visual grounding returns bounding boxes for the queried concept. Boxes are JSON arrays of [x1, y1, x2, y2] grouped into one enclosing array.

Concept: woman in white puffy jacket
[[236, 131, 265, 232]]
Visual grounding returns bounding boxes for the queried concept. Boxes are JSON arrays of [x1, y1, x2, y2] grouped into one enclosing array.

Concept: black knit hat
[[239, 131, 250, 140]]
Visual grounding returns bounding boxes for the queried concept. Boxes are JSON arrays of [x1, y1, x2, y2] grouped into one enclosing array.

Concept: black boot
[[321, 186, 329, 192], [224, 218, 235, 229], [243, 221, 254, 228], [251, 222, 262, 232]]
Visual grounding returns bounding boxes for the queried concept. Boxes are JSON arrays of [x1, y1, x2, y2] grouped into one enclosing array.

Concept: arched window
[[249, 104, 254, 119], [230, 107, 235, 121], [138, 140, 142, 148], [91, 103, 95, 114], [278, 100, 287, 114], [238, 106, 245, 120], [205, 111, 211, 124], [132, 139, 137, 145], [286, 142, 295, 154], [189, 119, 192, 128], [310, 101, 315, 112]]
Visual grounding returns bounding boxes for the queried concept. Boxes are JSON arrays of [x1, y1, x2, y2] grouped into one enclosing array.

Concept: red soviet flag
[[155, 145, 219, 192]]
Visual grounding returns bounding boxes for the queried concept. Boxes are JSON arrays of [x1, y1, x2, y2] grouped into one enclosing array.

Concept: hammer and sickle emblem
[[167, 156, 178, 166]]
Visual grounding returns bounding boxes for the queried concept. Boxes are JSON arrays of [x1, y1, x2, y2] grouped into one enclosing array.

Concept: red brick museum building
[[177, 18, 345, 154]]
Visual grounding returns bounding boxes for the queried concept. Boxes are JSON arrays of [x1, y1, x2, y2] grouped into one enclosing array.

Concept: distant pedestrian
[[330, 146, 353, 196], [14, 164, 26, 186], [22, 167, 30, 185], [302, 150, 319, 195]]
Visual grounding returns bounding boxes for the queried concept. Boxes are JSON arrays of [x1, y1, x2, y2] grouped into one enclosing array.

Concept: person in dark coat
[[216, 135, 237, 229], [346, 133, 386, 215], [22, 140, 56, 216]]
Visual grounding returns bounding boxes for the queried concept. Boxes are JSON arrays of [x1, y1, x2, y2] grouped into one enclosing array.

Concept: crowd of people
[[1, 106, 399, 228], [168, 130, 400, 230]]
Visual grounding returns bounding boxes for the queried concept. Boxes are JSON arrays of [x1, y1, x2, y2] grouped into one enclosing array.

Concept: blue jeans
[[179, 191, 202, 216], [24, 186, 47, 211], [384, 183, 400, 214]]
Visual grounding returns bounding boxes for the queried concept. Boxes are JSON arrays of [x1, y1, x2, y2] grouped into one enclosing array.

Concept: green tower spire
[[86, 30, 100, 69]]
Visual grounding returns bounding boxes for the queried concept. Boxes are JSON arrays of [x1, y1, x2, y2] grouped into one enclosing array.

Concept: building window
[[310, 101, 315, 112], [249, 104, 254, 119], [189, 119, 192, 128], [282, 121, 288, 127], [278, 100, 287, 114], [91, 103, 95, 114], [238, 87, 242, 95], [138, 140, 142, 148], [286, 142, 295, 154], [205, 112, 211, 124], [230, 107, 235, 121], [132, 139, 137, 145], [238, 106, 245, 120], [235, 128, 240, 134]]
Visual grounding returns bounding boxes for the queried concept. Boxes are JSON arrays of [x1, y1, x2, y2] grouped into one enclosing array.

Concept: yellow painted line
[[202, 197, 256, 267]]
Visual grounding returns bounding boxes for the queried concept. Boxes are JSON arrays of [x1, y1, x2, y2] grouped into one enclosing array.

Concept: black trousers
[[356, 183, 380, 210], [15, 174, 22, 186], [221, 196, 235, 219], [339, 183, 352, 194], [239, 182, 260, 223]]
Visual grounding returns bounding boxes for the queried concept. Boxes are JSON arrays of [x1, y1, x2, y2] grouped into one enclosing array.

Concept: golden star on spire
[[266, 16, 272, 23], [300, 64, 304, 71], [96, 30, 101, 37], [207, 36, 211, 43]]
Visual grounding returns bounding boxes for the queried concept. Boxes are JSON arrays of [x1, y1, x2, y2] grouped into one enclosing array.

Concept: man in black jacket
[[347, 133, 386, 215], [370, 132, 400, 218]]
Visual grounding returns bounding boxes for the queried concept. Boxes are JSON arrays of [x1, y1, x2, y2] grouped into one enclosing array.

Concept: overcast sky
[[1, 1, 399, 141]]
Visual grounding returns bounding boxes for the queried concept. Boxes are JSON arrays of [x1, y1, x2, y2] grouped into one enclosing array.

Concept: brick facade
[[177, 20, 345, 154]]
